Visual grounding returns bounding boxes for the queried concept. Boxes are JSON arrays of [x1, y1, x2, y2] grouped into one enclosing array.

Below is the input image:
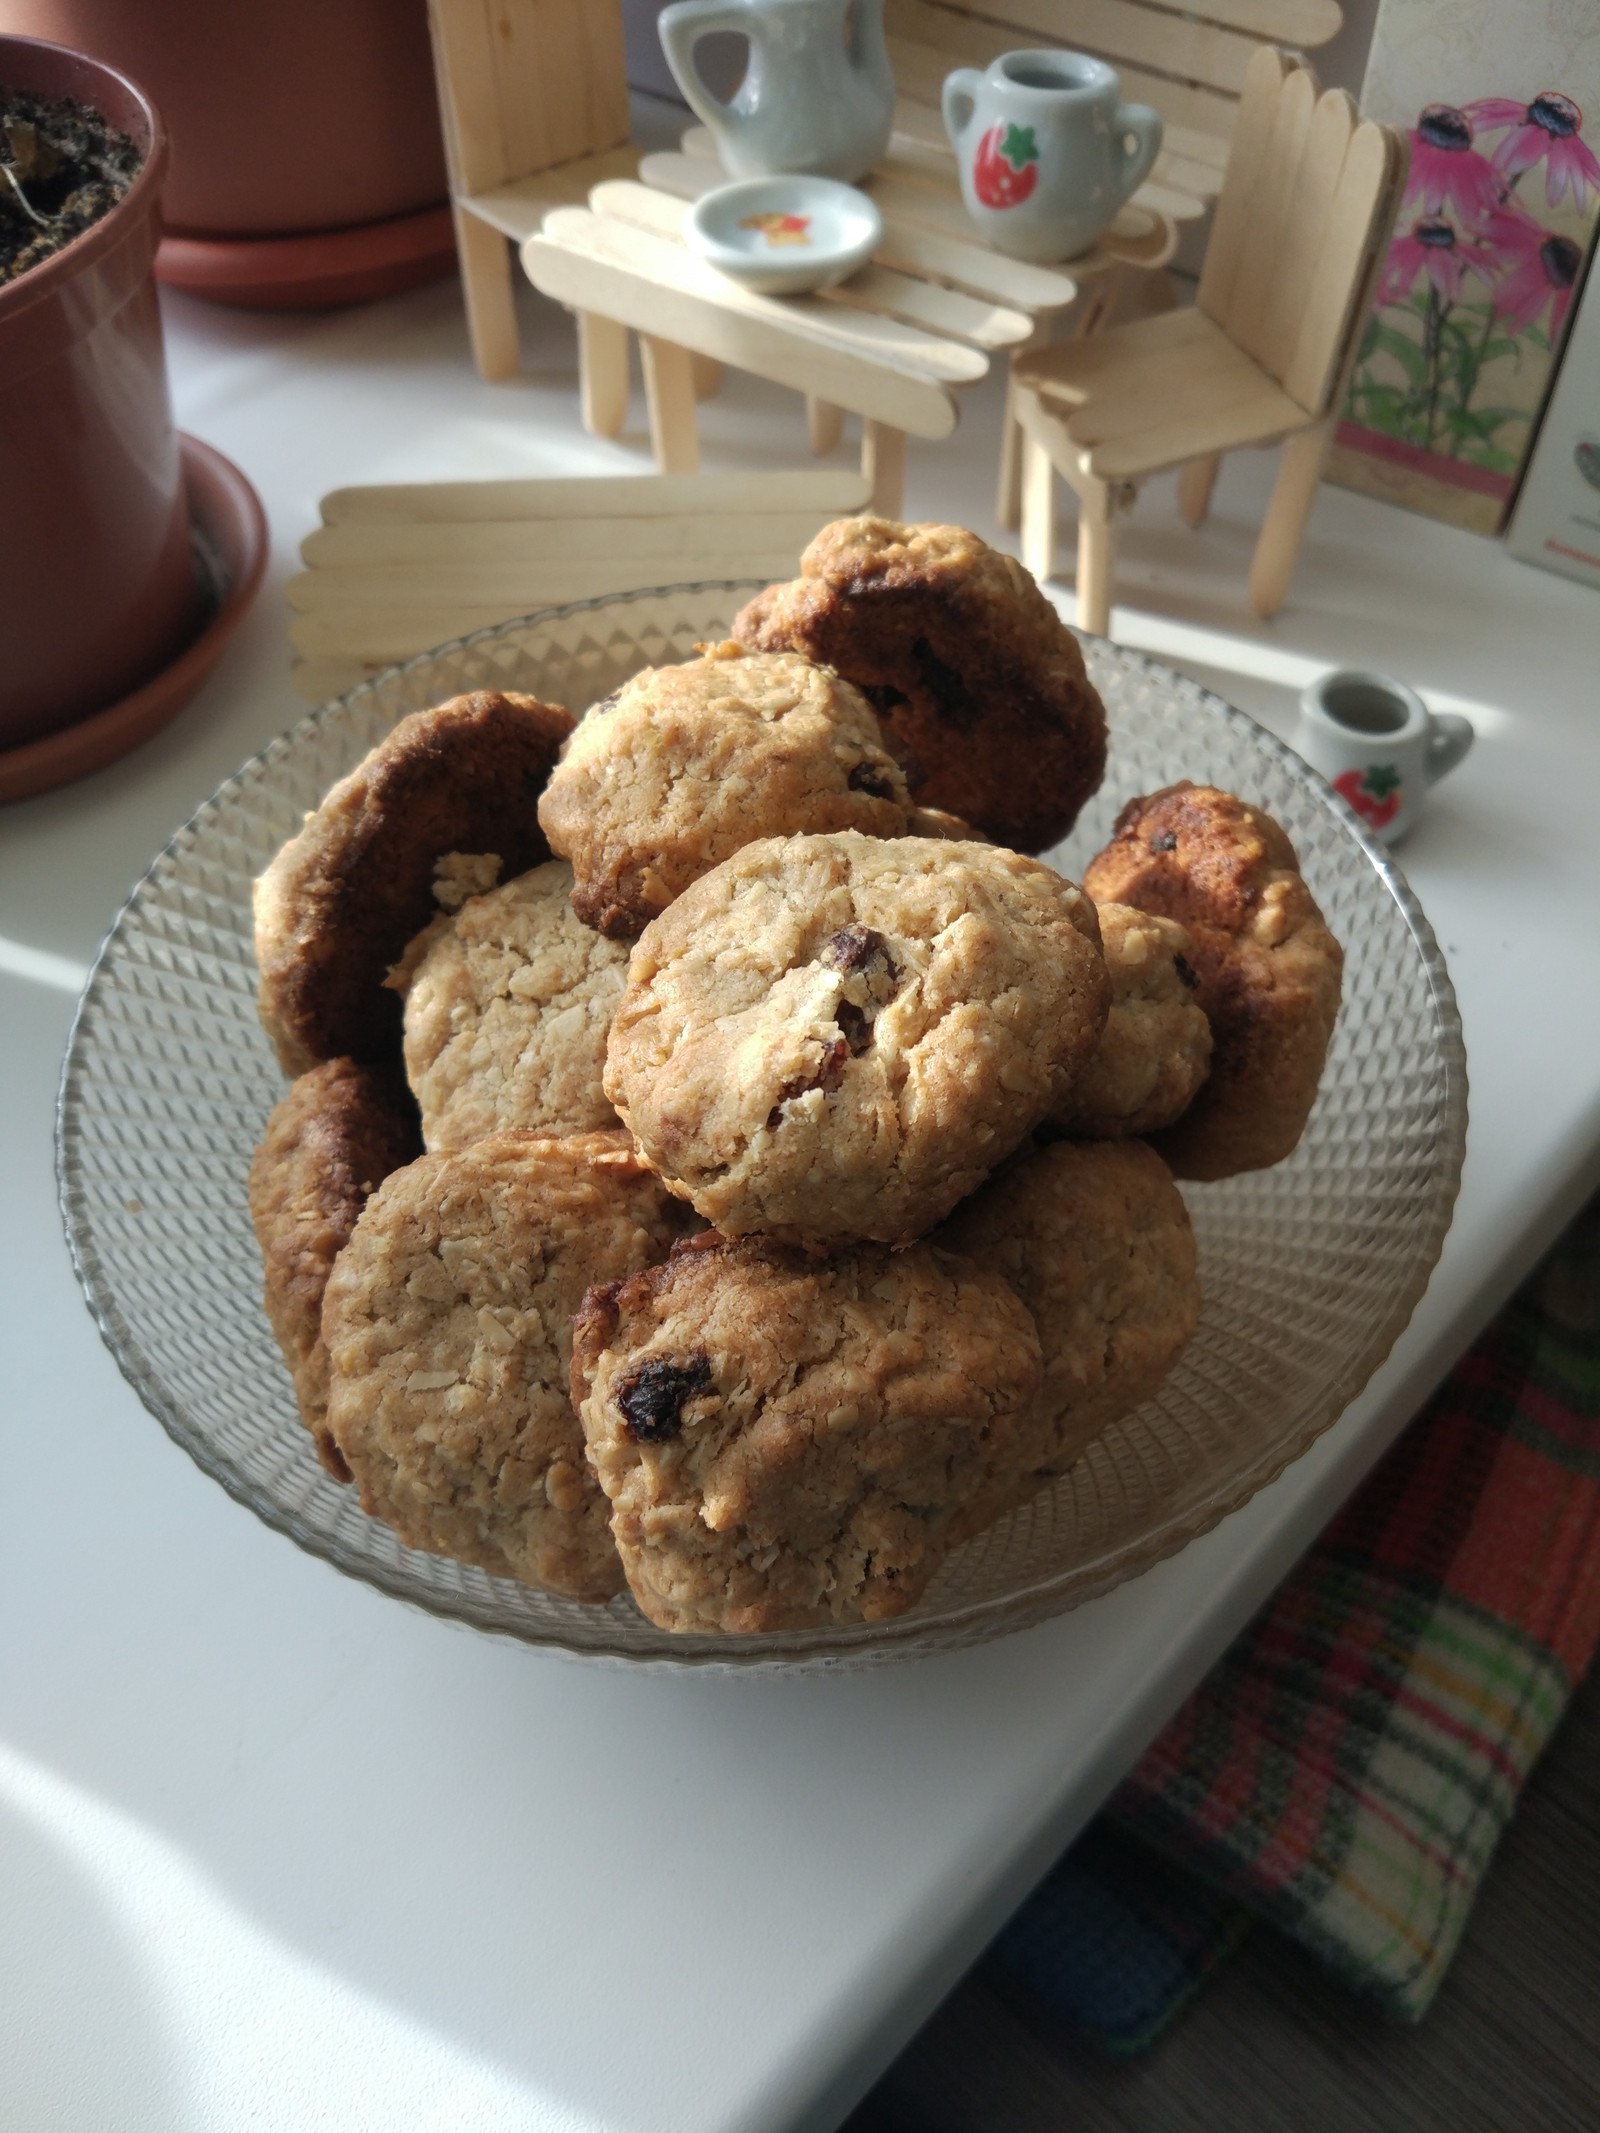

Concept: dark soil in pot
[[0, 86, 138, 282]]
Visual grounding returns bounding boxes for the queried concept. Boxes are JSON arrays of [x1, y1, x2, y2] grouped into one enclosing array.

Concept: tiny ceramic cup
[[1296, 670, 1473, 845]]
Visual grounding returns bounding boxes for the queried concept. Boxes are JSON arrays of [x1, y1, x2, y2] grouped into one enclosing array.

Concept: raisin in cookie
[[247, 1058, 421, 1480], [1049, 903, 1213, 1138], [1083, 784, 1343, 1179], [396, 860, 628, 1151], [322, 1131, 685, 1602], [537, 643, 911, 938], [732, 517, 1106, 854], [604, 830, 1111, 1248], [254, 690, 572, 1074], [938, 1139, 1199, 1536], [571, 1231, 1041, 1633]]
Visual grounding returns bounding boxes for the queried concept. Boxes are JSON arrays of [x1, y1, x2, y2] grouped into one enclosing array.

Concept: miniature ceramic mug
[[942, 50, 1161, 263], [1296, 670, 1473, 845]]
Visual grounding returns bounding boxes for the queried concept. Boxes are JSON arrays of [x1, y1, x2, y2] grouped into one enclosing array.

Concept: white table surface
[[4, 256, 1600, 2133]]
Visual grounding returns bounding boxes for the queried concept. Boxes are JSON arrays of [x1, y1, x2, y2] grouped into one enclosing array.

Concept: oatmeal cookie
[[247, 1058, 421, 1480], [537, 643, 912, 938], [322, 1131, 686, 1602], [571, 1231, 1041, 1633], [604, 831, 1111, 1248], [1049, 903, 1213, 1137], [731, 517, 1106, 853], [397, 860, 628, 1150], [254, 690, 573, 1074], [938, 1139, 1199, 1535], [1083, 784, 1343, 1179]]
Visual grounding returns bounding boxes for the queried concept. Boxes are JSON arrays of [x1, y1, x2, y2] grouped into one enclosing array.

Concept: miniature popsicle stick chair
[[426, 0, 636, 386], [1009, 48, 1407, 635]]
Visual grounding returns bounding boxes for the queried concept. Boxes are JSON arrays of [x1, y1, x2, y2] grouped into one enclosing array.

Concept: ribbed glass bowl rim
[[56, 581, 1468, 1673]]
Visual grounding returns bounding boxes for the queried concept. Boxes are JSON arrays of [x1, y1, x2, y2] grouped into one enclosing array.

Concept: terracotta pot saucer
[[0, 434, 268, 806], [157, 202, 457, 311]]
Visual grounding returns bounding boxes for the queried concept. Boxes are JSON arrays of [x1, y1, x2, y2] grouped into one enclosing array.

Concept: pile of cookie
[[248, 518, 1344, 1635]]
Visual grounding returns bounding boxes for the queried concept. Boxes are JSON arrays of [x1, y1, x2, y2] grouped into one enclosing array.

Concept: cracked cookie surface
[[938, 1138, 1199, 1536], [603, 830, 1111, 1248], [322, 1131, 685, 1602], [253, 690, 572, 1074], [571, 1231, 1042, 1633], [248, 1057, 421, 1480], [1083, 784, 1343, 1179], [1049, 902, 1213, 1138], [397, 861, 628, 1150], [731, 517, 1106, 853], [537, 643, 911, 938]]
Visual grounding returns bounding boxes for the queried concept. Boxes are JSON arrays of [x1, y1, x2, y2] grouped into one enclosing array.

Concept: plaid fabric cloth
[[993, 1186, 1600, 2042]]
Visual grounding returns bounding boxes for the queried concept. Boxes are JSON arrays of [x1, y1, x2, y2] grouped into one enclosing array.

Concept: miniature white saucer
[[685, 175, 882, 296]]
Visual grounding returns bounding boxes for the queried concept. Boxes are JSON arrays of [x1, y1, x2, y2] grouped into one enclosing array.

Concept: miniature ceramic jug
[[943, 50, 1161, 262], [1296, 670, 1474, 846], [659, 0, 894, 184]]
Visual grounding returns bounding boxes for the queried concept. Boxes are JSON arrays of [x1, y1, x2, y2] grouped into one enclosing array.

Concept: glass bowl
[[57, 585, 1466, 1672]]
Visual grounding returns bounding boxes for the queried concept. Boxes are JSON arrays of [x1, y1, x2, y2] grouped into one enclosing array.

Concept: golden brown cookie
[[1049, 902, 1213, 1138], [937, 1138, 1199, 1536], [322, 1131, 686, 1603], [603, 831, 1111, 1248], [571, 1231, 1042, 1633], [397, 861, 628, 1151], [254, 690, 573, 1075], [247, 1058, 422, 1480], [732, 517, 1106, 853], [537, 644, 912, 937], [1083, 784, 1343, 1179]]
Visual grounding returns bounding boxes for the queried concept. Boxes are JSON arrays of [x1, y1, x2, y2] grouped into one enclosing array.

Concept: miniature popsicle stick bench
[[284, 467, 872, 702]]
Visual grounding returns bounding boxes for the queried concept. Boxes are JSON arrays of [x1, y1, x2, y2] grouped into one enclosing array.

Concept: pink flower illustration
[[1465, 92, 1600, 212], [1484, 212, 1583, 338], [1404, 105, 1503, 219], [1381, 215, 1492, 305]]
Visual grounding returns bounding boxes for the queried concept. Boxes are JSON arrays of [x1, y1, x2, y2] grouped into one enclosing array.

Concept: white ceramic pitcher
[[659, 0, 894, 184], [943, 50, 1161, 262]]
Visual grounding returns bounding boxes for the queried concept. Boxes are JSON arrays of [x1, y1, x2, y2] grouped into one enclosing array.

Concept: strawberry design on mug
[[1333, 763, 1403, 832], [972, 122, 1039, 208]]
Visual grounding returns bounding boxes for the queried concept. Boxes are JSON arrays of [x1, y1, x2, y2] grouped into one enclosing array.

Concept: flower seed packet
[[1326, 1, 1600, 535]]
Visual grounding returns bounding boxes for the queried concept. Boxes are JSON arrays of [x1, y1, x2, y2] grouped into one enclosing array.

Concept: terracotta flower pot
[[0, 34, 197, 751], [0, 0, 454, 306]]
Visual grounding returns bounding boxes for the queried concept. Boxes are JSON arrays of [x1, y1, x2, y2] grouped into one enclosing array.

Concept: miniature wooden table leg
[[455, 209, 520, 382], [639, 336, 701, 474], [1019, 431, 1057, 584], [807, 397, 845, 455], [691, 354, 723, 399], [1177, 452, 1222, 528], [997, 320, 1054, 532], [577, 312, 630, 439], [862, 420, 906, 516], [1248, 419, 1332, 618], [1076, 470, 1117, 637]]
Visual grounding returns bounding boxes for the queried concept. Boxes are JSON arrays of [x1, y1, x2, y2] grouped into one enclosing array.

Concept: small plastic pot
[[0, 34, 197, 750]]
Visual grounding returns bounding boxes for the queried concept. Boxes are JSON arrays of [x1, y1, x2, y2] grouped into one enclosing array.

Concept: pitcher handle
[[942, 67, 983, 153], [1112, 101, 1163, 202], [660, 0, 760, 126], [1426, 711, 1474, 784]]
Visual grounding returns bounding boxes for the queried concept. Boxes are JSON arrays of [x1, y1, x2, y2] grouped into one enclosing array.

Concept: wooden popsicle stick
[[462, 145, 642, 241], [808, 397, 846, 454], [295, 508, 874, 580], [891, 0, 1261, 101], [453, 208, 520, 382], [639, 336, 701, 473], [577, 310, 630, 437], [862, 420, 907, 515], [691, 353, 723, 398], [318, 469, 870, 524]]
